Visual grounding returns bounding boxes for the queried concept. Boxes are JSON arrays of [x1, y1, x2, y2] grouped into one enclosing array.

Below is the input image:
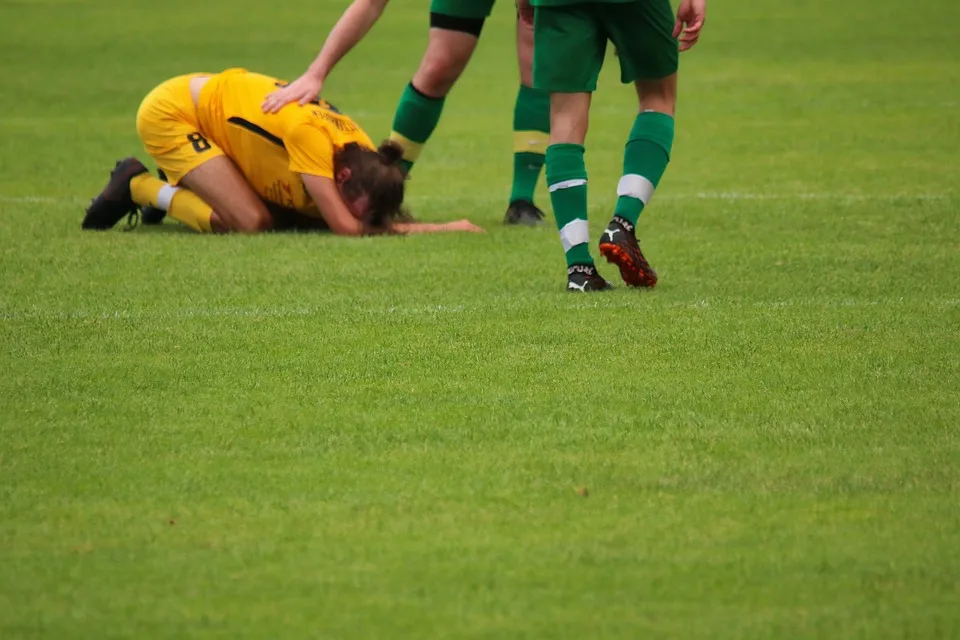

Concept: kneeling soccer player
[[83, 68, 483, 235], [261, 0, 551, 226], [518, 0, 705, 291]]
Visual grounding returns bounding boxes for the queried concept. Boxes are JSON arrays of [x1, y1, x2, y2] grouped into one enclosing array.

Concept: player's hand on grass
[[447, 219, 485, 233], [262, 74, 323, 114], [516, 0, 534, 27], [673, 0, 706, 51]]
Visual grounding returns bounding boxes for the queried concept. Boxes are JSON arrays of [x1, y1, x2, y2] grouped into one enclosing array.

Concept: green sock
[[546, 143, 592, 267], [389, 83, 446, 173], [510, 84, 550, 204], [613, 111, 674, 226]]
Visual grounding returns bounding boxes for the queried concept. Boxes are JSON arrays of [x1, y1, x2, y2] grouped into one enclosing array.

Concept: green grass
[[1, 0, 959, 637]]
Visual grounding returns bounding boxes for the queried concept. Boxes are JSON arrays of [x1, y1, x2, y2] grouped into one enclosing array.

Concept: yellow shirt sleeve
[[285, 123, 335, 178]]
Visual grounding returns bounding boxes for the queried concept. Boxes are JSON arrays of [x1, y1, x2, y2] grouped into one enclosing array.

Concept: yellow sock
[[130, 174, 213, 233]]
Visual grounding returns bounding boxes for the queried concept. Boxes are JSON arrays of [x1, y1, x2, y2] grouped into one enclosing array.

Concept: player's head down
[[334, 140, 407, 227]]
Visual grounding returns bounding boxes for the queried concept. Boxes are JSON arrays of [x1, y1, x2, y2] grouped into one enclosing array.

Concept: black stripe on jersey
[[227, 117, 285, 148]]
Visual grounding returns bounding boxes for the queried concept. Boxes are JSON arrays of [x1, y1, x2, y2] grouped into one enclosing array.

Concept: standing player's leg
[[533, 4, 610, 291], [504, 16, 550, 226], [597, 0, 679, 287], [388, 0, 493, 174]]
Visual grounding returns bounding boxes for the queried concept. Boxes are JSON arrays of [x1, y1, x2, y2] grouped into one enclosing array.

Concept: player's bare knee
[[414, 28, 478, 96], [637, 74, 678, 115], [550, 118, 588, 145], [549, 93, 591, 145], [226, 208, 272, 233], [209, 211, 227, 233], [247, 209, 273, 233], [414, 55, 466, 97]]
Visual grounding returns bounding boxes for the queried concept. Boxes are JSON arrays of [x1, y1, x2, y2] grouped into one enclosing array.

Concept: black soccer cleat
[[503, 199, 545, 226], [82, 157, 149, 230], [566, 263, 612, 292], [598, 216, 658, 288], [140, 168, 168, 225]]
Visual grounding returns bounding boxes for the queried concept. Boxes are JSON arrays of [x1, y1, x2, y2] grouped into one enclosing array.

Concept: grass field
[[2, 0, 959, 637]]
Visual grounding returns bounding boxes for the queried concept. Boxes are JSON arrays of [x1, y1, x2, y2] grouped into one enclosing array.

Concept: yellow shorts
[[135, 74, 224, 185]]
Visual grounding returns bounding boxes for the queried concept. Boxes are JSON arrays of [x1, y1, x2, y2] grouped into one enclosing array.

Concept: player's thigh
[[136, 76, 224, 185], [414, 0, 493, 94], [179, 156, 271, 232], [604, 0, 678, 84], [516, 14, 534, 86], [532, 5, 605, 94]]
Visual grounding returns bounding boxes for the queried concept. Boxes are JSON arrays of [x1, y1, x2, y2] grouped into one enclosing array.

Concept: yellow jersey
[[195, 68, 375, 212]]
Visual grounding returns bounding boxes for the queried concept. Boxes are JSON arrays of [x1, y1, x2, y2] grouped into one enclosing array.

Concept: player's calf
[[178, 156, 272, 233]]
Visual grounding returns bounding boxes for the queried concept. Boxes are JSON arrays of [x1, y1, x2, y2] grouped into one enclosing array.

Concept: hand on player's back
[[262, 74, 324, 114], [673, 0, 706, 51]]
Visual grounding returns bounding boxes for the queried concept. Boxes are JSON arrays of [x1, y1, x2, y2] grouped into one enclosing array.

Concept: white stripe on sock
[[157, 184, 180, 211], [548, 178, 587, 193], [617, 174, 655, 205], [559, 218, 589, 252]]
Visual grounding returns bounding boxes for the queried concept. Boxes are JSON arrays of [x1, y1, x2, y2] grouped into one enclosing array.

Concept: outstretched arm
[[263, 0, 391, 113], [389, 220, 485, 235], [301, 174, 484, 236]]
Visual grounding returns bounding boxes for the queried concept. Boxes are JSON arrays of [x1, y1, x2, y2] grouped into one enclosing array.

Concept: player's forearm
[[306, 0, 391, 81], [390, 222, 453, 234], [301, 174, 365, 236]]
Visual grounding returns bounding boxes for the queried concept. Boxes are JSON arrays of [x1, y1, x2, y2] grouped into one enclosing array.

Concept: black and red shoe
[[566, 263, 612, 292], [82, 157, 148, 230], [598, 216, 658, 288]]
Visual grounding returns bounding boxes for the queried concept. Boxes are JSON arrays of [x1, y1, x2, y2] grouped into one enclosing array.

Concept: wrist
[[306, 60, 328, 81]]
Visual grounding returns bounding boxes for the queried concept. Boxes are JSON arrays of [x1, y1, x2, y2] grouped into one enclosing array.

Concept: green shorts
[[429, 0, 496, 19], [533, 0, 679, 93]]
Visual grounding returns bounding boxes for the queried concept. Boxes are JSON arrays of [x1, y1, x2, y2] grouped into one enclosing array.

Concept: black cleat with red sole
[[598, 215, 658, 288], [82, 158, 148, 230], [566, 263, 612, 292]]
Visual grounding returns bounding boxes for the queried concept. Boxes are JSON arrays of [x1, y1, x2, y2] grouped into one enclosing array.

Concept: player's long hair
[[334, 141, 410, 228]]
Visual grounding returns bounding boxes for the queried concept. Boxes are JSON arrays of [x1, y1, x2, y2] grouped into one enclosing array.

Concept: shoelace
[[123, 208, 140, 231]]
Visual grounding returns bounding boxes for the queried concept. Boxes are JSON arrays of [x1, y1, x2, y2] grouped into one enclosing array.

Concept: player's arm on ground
[[389, 220, 484, 234], [262, 0, 392, 113], [300, 173, 367, 236], [300, 174, 482, 235]]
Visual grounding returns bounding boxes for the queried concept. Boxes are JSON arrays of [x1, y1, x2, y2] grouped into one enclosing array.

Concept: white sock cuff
[[559, 218, 589, 252], [157, 184, 181, 211], [616, 174, 655, 205], [549, 178, 587, 193]]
